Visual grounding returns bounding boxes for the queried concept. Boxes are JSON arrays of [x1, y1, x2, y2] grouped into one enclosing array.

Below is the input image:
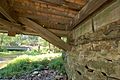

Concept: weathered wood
[[8, 31, 16, 36], [0, 0, 17, 23], [0, 18, 68, 37], [13, 3, 76, 18], [0, 18, 22, 30], [25, 26, 69, 37], [18, 13, 71, 30], [26, 26, 69, 37], [19, 13, 71, 23], [69, 0, 111, 30], [0, 18, 27, 36], [32, 0, 82, 10], [48, 29, 69, 37], [19, 17, 71, 51], [0, 25, 39, 36]]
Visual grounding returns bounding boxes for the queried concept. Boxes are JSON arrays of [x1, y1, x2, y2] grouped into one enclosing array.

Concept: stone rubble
[[0, 69, 68, 80]]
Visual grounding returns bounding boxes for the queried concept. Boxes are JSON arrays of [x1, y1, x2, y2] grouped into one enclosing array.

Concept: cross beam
[[0, 18, 68, 37], [19, 17, 71, 51], [0, 0, 17, 23]]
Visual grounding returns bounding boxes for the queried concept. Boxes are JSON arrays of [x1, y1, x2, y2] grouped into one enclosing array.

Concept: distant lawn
[[0, 51, 37, 57], [0, 53, 66, 78], [0, 51, 62, 57]]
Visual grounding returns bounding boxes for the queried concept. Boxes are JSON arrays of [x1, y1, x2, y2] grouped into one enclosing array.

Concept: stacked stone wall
[[66, 0, 120, 80]]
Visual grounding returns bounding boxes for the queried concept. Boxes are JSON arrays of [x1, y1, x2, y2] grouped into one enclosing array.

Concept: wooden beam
[[25, 25, 69, 37], [0, 18, 68, 37], [48, 29, 69, 37], [0, 18, 42, 36], [0, 18, 27, 36], [0, 0, 17, 23], [0, 18, 22, 30], [25, 26, 69, 37], [32, 0, 82, 10], [69, 0, 111, 30], [0, 25, 40, 36], [18, 13, 71, 30], [19, 17, 71, 51]]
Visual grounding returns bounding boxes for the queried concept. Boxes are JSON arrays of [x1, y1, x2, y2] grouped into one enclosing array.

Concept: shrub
[[0, 55, 45, 78], [48, 57, 66, 74]]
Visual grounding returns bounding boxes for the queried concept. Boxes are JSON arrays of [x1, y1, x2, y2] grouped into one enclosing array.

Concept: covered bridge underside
[[0, 0, 120, 80]]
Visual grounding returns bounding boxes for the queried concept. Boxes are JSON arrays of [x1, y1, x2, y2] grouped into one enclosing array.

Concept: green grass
[[49, 57, 66, 74], [0, 50, 62, 57], [0, 51, 39, 57], [0, 53, 66, 78]]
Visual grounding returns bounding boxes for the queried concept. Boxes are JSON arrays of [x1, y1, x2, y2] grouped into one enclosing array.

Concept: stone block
[[72, 19, 93, 40], [93, 0, 120, 31]]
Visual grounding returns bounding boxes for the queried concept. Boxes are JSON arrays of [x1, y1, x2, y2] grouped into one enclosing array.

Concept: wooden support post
[[8, 31, 16, 36]]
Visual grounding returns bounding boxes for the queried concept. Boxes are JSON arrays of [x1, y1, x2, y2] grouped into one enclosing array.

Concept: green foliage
[[48, 57, 66, 74], [24, 50, 40, 55], [0, 33, 61, 54], [0, 53, 66, 78], [0, 56, 45, 78], [0, 33, 64, 78], [0, 47, 7, 52], [0, 50, 41, 57]]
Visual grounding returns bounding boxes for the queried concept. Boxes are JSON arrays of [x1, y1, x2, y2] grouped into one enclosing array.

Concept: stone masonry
[[65, 0, 120, 80]]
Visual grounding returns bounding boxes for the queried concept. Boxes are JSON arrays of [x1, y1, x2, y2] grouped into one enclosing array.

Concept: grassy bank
[[0, 53, 66, 78]]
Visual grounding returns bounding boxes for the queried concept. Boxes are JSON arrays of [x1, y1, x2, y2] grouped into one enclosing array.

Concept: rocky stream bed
[[0, 68, 68, 80]]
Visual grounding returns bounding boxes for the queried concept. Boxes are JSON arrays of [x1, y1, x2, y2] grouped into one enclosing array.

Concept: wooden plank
[[69, 0, 111, 30], [19, 17, 71, 51], [32, 0, 82, 10], [0, 0, 17, 23], [13, 3, 76, 18]]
